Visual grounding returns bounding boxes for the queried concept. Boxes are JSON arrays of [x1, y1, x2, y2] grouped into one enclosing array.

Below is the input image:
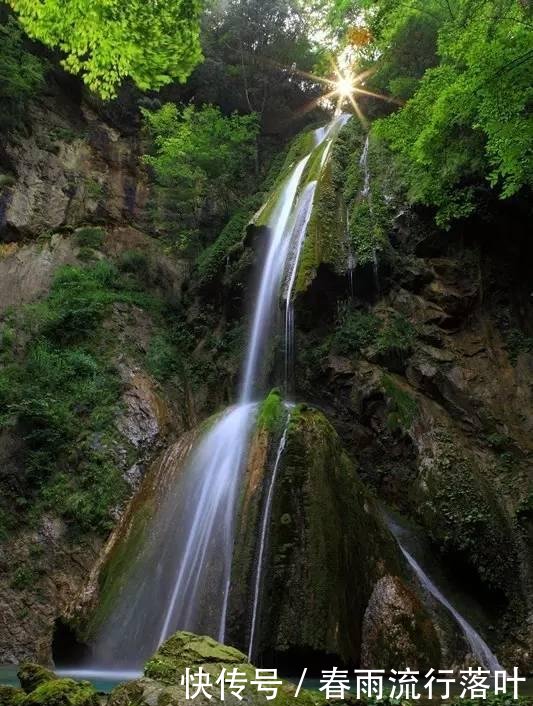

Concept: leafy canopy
[[142, 103, 260, 242], [0, 15, 45, 127], [330, 0, 533, 226], [6, 0, 204, 99]]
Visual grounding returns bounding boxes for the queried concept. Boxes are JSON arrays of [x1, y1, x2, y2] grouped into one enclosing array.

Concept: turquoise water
[[0, 666, 139, 694]]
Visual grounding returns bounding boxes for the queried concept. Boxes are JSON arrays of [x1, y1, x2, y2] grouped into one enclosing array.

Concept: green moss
[[332, 308, 380, 355], [256, 389, 284, 433], [0, 685, 25, 706], [18, 664, 56, 694], [382, 375, 418, 431], [420, 428, 518, 595], [83, 503, 152, 640], [23, 679, 98, 706], [257, 404, 400, 664], [144, 632, 246, 683]]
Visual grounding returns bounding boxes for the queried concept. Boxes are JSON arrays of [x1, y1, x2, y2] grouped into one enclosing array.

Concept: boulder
[[108, 631, 319, 706], [361, 575, 441, 670], [17, 664, 56, 694]]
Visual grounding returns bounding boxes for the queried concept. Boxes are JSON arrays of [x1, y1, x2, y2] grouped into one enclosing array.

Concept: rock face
[[1, 98, 148, 241], [361, 575, 441, 670], [0, 235, 79, 315], [293, 215, 533, 670], [108, 631, 320, 706], [228, 400, 407, 668]]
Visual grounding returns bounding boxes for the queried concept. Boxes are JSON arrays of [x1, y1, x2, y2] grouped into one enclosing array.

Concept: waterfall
[[359, 134, 380, 293], [386, 517, 502, 672], [80, 113, 349, 672], [360, 134, 370, 198], [282, 181, 318, 393], [241, 156, 310, 402], [247, 417, 290, 661], [88, 404, 257, 669]]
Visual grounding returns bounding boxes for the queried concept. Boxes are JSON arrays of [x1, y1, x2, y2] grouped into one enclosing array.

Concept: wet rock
[[18, 663, 57, 693], [108, 631, 318, 706], [361, 575, 441, 670], [229, 404, 402, 666], [23, 678, 99, 706]]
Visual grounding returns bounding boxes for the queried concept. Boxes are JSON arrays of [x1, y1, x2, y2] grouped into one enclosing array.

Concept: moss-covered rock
[[144, 632, 246, 683], [22, 679, 98, 706], [109, 631, 321, 706], [17, 665, 57, 694], [252, 404, 402, 666], [0, 685, 25, 706]]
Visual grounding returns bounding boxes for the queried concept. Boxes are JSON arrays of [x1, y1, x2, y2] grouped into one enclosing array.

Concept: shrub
[[332, 308, 380, 355], [74, 226, 105, 249]]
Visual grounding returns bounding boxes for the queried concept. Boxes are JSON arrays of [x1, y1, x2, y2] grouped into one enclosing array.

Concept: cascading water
[[359, 134, 380, 293], [79, 112, 350, 673], [282, 181, 318, 392], [87, 403, 257, 669], [281, 113, 351, 394], [247, 416, 291, 661], [386, 516, 502, 672]]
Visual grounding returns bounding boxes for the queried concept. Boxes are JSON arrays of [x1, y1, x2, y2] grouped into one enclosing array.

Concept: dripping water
[[247, 417, 291, 661], [386, 515, 503, 672]]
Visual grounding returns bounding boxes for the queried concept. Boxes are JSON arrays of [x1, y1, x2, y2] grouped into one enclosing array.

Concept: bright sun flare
[[335, 75, 355, 98]]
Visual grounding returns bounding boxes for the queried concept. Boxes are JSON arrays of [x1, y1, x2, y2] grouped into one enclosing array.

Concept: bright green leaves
[[142, 103, 260, 244], [0, 16, 45, 127], [374, 0, 533, 225], [6, 0, 204, 99], [331, 0, 533, 226]]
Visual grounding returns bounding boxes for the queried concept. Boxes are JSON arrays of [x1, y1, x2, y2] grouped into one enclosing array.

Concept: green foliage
[[7, 0, 203, 99], [0, 262, 162, 535], [146, 334, 180, 382], [376, 312, 416, 353], [142, 103, 260, 245], [382, 374, 418, 431], [10, 565, 37, 590], [331, 0, 533, 226], [332, 307, 380, 355], [257, 389, 284, 433], [74, 227, 105, 250], [370, 0, 533, 225], [0, 15, 45, 128]]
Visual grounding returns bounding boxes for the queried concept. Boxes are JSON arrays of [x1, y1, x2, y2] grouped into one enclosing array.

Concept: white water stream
[[83, 113, 349, 671]]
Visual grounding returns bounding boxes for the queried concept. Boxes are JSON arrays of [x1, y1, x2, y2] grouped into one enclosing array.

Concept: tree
[[185, 0, 325, 131], [6, 0, 203, 99], [142, 103, 260, 244], [329, 0, 533, 226], [0, 15, 45, 128]]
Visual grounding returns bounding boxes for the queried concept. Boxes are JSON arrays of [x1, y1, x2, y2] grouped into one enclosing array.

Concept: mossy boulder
[[17, 665, 57, 694], [144, 632, 247, 683], [361, 575, 441, 670], [0, 685, 25, 706], [233, 404, 402, 666], [22, 679, 98, 706], [109, 631, 321, 706]]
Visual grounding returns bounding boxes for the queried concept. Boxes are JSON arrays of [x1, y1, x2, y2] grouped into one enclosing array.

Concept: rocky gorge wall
[[0, 81, 531, 677]]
